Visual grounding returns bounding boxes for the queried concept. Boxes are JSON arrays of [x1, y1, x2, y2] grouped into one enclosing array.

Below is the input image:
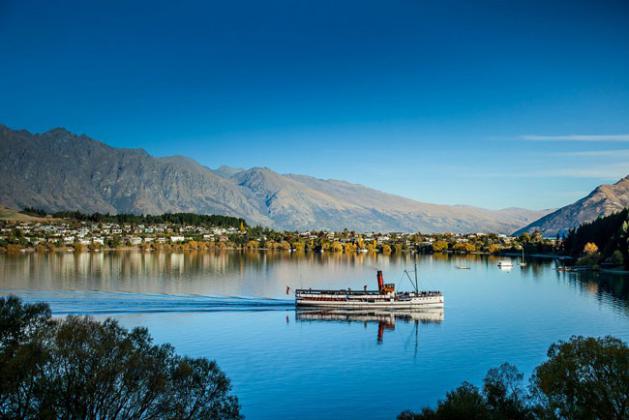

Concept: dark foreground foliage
[[399, 336, 628, 420], [0, 296, 242, 419]]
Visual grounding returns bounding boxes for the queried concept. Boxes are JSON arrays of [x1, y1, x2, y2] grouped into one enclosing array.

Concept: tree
[[0, 297, 241, 419], [487, 244, 502, 255], [530, 336, 629, 420], [343, 242, 356, 254], [331, 242, 344, 253], [399, 336, 628, 420], [432, 241, 448, 253], [483, 363, 530, 419], [583, 242, 599, 255], [246, 240, 260, 249], [609, 250, 624, 266], [398, 382, 489, 420], [453, 242, 475, 253], [531, 230, 543, 243]]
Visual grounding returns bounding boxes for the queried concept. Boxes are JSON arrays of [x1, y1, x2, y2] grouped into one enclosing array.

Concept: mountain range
[[515, 175, 629, 237], [0, 124, 557, 233]]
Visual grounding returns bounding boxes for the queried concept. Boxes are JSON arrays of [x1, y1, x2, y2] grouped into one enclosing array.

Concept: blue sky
[[1, 0, 628, 210]]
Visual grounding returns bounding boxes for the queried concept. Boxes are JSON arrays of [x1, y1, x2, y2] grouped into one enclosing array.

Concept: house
[[128, 237, 143, 246]]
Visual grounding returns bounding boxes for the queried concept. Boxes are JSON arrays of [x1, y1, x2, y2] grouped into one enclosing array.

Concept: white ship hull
[[295, 292, 444, 309]]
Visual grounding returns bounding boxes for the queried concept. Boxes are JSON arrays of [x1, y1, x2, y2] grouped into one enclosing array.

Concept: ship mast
[[404, 252, 420, 294], [413, 252, 419, 293]]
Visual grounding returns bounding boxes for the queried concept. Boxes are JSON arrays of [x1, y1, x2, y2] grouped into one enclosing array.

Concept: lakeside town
[[0, 210, 559, 256]]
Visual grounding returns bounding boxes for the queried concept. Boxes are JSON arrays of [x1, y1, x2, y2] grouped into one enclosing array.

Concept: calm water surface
[[2, 251, 628, 419]]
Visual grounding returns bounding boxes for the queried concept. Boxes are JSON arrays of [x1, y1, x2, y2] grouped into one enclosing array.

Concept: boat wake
[[0, 289, 295, 315]]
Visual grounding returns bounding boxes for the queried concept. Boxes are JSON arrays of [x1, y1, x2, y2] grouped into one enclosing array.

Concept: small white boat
[[497, 260, 513, 267]]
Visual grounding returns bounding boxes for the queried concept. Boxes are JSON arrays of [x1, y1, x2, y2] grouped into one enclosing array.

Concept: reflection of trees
[[2, 252, 628, 314], [0, 251, 389, 293], [559, 271, 629, 315]]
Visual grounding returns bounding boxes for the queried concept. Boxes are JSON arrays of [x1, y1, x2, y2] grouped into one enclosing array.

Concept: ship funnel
[[377, 270, 384, 292]]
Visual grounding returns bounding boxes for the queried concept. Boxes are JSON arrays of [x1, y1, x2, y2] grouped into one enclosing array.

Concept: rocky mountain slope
[[0, 124, 549, 233], [515, 176, 629, 236]]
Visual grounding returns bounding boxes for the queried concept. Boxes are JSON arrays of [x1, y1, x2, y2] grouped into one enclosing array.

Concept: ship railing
[[295, 289, 382, 296], [295, 289, 443, 296]]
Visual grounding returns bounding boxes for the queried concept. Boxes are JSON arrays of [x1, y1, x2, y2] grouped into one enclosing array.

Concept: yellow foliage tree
[[331, 242, 344, 253], [6, 244, 23, 254], [292, 241, 305, 253], [246, 240, 260, 249], [432, 240, 448, 253], [343, 242, 356, 254], [487, 243, 502, 255], [583, 242, 599, 255], [453, 242, 476, 253]]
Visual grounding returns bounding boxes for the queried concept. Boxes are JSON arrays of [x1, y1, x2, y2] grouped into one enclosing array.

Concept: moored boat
[[295, 261, 443, 309]]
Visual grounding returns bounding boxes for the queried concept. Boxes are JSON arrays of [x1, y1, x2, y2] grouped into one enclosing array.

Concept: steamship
[[295, 260, 443, 309]]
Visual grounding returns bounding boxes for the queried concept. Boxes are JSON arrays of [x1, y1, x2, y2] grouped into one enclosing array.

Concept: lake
[[1, 251, 628, 419]]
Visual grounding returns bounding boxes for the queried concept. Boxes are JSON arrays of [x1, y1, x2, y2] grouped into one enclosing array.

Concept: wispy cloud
[[521, 134, 629, 142], [530, 165, 628, 178], [463, 163, 628, 179], [552, 149, 629, 157]]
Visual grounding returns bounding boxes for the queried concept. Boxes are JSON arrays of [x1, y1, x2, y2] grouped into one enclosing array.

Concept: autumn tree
[[331, 242, 344, 253], [432, 240, 448, 253], [583, 241, 599, 255], [487, 244, 502, 255]]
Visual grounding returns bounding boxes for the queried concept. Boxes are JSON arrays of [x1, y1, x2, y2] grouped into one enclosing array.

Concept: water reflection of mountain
[[296, 308, 444, 344]]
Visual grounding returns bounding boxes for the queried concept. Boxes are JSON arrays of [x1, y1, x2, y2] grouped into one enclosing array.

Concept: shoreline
[[0, 245, 585, 260]]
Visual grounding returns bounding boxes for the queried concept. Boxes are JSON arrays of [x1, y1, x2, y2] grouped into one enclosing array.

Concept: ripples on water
[[1, 251, 628, 419], [4, 290, 295, 314]]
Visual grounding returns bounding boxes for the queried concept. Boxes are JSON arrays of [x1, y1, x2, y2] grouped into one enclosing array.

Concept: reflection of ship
[[296, 308, 444, 344], [295, 258, 443, 308], [296, 308, 444, 324]]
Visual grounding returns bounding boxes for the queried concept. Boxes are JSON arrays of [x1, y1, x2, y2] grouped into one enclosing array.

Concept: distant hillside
[[515, 176, 629, 237], [0, 124, 549, 233], [0, 206, 50, 222]]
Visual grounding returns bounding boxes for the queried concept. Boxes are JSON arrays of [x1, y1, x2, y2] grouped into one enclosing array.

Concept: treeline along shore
[[0, 209, 558, 255], [1, 208, 628, 271]]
